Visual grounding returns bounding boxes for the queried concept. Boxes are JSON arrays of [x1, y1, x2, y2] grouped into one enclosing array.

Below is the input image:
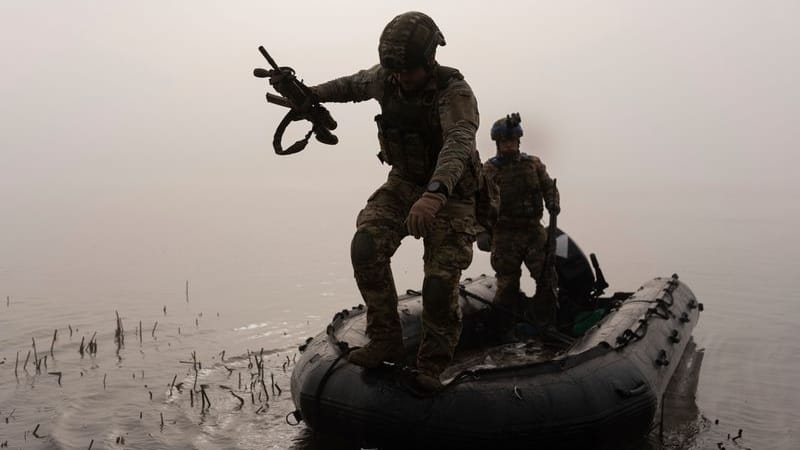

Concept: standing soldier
[[477, 113, 560, 333], [309, 11, 481, 391]]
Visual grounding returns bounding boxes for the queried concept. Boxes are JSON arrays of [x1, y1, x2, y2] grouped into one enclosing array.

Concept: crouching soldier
[[308, 11, 481, 391]]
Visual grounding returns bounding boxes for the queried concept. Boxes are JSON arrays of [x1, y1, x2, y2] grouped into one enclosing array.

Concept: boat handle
[[615, 381, 648, 398], [286, 410, 303, 426]]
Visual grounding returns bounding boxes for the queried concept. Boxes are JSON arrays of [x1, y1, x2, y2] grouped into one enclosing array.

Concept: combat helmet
[[490, 113, 524, 141], [379, 11, 446, 71]]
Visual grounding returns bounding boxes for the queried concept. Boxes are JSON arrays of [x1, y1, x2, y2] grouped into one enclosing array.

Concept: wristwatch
[[426, 180, 449, 197]]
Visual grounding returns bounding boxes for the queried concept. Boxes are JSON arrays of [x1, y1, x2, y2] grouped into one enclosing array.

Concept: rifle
[[532, 179, 559, 322], [253, 46, 338, 155]]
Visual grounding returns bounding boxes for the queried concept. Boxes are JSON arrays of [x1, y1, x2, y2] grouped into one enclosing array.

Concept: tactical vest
[[490, 153, 544, 222], [375, 66, 463, 186]]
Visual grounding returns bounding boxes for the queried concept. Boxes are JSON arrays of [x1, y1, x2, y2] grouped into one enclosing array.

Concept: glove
[[476, 231, 492, 252], [546, 202, 560, 216], [405, 192, 446, 238]]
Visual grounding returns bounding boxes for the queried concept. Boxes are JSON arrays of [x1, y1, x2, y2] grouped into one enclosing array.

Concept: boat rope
[[312, 348, 352, 427]]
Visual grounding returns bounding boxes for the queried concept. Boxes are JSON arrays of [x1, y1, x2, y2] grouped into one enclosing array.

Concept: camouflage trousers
[[490, 223, 556, 308], [350, 174, 476, 377]]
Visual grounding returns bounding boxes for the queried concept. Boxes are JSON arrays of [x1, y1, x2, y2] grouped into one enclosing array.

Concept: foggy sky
[[1, 1, 798, 297]]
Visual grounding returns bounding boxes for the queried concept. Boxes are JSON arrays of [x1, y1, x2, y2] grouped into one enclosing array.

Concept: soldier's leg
[[347, 177, 418, 368], [490, 227, 526, 309], [416, 214, 475, 386]]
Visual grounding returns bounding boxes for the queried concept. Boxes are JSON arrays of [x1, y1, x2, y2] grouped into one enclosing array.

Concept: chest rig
[[375, 66, 462, 186], [490, 153, 543, 221]]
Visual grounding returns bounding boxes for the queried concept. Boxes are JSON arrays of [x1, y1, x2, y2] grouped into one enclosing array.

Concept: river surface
[[2, 191, 798, 449]]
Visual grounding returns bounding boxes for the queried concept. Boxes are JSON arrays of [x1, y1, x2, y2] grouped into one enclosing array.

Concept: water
[[2, 2, 799, 449], [2, 194, 798, 449]]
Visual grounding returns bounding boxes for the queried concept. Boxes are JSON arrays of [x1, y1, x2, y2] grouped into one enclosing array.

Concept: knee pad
[[351, 229, 377, 266]]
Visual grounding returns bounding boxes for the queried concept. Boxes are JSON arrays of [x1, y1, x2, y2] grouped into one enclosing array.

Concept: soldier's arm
[[309, 65, 384, 103], [534, 157, 559, 208], [430, 79, 479, 196]]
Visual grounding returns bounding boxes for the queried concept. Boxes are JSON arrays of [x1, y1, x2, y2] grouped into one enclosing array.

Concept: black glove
[[476, 231, 492, 252]]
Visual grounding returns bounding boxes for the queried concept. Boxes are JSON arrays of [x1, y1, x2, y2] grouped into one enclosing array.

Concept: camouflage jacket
[[311, 64, 480, 204], [477, 152, 559, 229]]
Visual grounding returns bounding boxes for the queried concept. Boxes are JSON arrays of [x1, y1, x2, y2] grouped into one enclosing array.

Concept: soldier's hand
[[547, 203, 560, 216], [476, 231, 492, 252], [405, 193, 446, 238]]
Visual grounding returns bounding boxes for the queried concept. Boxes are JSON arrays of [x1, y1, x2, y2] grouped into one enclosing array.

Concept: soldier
[[477, 113, 560, 333], [309, 11, 481, 391]]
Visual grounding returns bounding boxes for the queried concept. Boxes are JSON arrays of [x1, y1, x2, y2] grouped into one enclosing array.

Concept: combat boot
[[413, 371, 444, 393], [347, 338, 404, 369]]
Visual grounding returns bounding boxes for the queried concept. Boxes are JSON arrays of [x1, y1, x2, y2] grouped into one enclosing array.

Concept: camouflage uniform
[[312, 62, 480, 378], [480, 151, 559, 313]]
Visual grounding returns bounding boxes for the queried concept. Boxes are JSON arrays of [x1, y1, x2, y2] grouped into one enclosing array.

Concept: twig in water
[[230, 391, 245, 409], [48, 371, 62, 386], [114, 311, 125, 349], [139, 320, 143, 345], [169, 374, 177, 396], [152, 321, 158, 339], [23, 350, 30, 371], [50, 329, 57, 357], [103, 373, 107, 390], [68, 324, 73, 338], [88, 439, 93, 449], [32, 424, 42, 438], [160, 412, 164, 430], [148, 391, 153, 400], [32, 338, 39, 372], [79, 336, 85, 356], [270, 373, 276, 396], [14, 351, 19, 378], [186, 280, 189, 303], [201, 385, 211, 409], [238, 372, 242, 390], [275, 383, 282, 396], [163, 305, 166, 316], [261, 379, 270, 402], [190, 389, 194, 407]]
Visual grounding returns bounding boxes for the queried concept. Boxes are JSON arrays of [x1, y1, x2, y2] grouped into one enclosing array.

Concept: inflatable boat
[[289, 231, 703, 449]]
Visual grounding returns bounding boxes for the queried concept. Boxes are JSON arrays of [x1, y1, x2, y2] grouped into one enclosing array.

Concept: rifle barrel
[[258, 46, 280, 70]]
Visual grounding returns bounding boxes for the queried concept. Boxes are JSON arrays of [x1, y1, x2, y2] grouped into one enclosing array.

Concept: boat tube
[[289, 232, 702, 449]]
